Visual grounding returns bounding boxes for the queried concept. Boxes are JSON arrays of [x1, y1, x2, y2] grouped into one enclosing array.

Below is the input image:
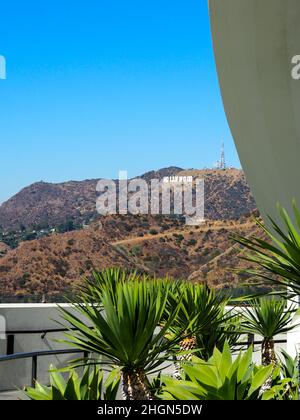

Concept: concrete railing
[[0, 303, 89, 391], [0, 303, 299, 392]]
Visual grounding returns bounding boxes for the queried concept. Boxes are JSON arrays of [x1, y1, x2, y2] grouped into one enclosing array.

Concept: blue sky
[[0, 0, 240, 203]]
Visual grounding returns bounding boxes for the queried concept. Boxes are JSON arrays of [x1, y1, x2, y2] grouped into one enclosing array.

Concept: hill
[[0, 168, 256, 232], [0, 167, 260, 300], [0, 214, 261, 299]]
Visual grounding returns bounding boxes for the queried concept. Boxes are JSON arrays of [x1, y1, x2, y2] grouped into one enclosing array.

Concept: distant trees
[[24, 232, 37, 241], [186, 238, 197, 246], [149, 229, 158, 235], [57, 219, 76, 233], [0, 231, 18, 248], [131, 245, 142, 256]]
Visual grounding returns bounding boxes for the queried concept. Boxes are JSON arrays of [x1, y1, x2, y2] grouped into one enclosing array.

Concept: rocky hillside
[[177, 168, 256, 220], [0, 179, 98, 232], [0, 167, 256, 231], [0, 213, 261, 299], [0, 167, 260, 300]]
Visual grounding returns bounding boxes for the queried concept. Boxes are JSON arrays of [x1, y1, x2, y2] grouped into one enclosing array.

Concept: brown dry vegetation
[[0, 168, 260, 299], [0, 168, 255, 231], [0, 214, 261, 298]]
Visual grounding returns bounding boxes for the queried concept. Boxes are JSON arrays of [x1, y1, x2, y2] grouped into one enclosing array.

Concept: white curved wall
[[209, 0, 300, 221]]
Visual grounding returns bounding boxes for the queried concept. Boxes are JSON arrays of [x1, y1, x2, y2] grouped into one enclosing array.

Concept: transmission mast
[[213, 141, 227, 170], [219, 141, 226, 170]]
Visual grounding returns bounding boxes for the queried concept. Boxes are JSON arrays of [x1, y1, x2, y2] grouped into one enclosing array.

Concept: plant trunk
[[173, 336, 197, 380], [260, 338, 277, 395], [122, 370, 154, 400], [261, 338, 277, 366]]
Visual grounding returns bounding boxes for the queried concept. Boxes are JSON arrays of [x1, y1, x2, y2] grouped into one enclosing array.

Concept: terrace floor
[[0, 390, 27, 400]]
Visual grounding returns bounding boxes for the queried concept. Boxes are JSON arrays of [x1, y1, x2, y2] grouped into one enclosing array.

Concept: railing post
[[32, 355, 37, 387], [6, 334, 14, 355], [247, 333, 255, 348]]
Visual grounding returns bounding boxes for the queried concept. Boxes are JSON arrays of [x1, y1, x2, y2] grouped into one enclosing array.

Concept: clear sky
[[0, 0, 240, 203]]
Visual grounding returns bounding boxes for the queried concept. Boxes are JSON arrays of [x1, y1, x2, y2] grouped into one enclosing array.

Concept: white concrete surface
[[0, 303, 298, 395], [0, 303, 89, 391], [287, 315, 300, 358]]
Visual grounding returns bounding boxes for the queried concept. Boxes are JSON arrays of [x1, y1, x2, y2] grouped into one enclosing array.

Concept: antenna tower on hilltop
[[219, 141, 226, 170], [214, 141, 226, 170]]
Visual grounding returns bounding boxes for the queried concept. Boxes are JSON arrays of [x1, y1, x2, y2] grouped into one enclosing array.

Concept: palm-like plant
[[241, 298, 296, 366], [163, 283, 240, 378], [59, 279, 187, 400], [196, 311, 241, 362], [78, 267, 139, 303], [233, 200, 300, 298]]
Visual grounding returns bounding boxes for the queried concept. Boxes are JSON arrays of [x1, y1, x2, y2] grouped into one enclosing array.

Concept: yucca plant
[[261, 376, 299, 400], [196, 311, 241, 362], [233, 200, 300, 299], [251, 348, 300, 400], [161, 343, 274, 400], [59, 279, 187, 400], [78, 267, 139, 303], [261, 353, 299, 401], [241, 298, 297, 366], [163, 283, 239, 378], [270, 350, 300, 400], [25, 365, 120, 400]]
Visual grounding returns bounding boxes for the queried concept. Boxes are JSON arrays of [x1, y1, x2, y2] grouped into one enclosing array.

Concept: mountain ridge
[[0, 215, 260, 298], [0, 167, 255, 231], [0, 167, 259, 299]]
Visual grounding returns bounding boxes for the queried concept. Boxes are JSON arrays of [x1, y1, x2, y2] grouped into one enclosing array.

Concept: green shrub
[[149, 229, 158, 235], [161, 343, 275, 400], [131, 245, 142, 256], [59, 278, 187, 400], [25, 365, 120, 400], [186, 239, 197, 246], [174, 234, 184, 242]]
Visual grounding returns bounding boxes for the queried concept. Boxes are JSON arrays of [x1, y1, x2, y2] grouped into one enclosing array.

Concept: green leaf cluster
[[25, 365, 120, 400], [161, 343, 273, 400]]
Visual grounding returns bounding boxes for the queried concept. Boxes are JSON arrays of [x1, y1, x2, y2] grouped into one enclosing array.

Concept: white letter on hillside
[[96, 179, 117, 215], [128, 178, 149, 214]]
